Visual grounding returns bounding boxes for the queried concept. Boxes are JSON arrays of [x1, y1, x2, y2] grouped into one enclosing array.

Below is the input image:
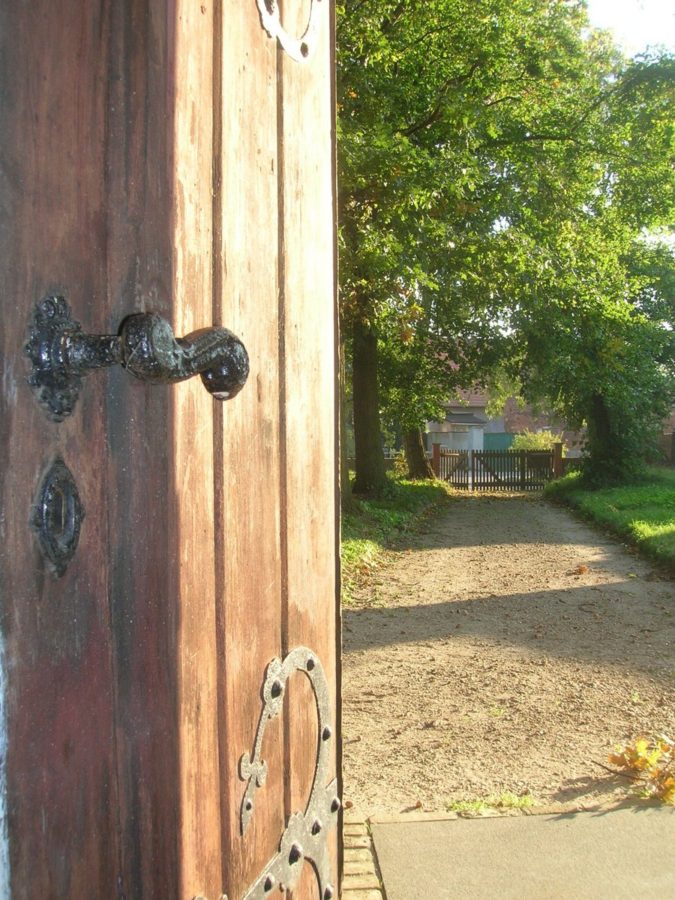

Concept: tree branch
[[400, 60, 483, 138]]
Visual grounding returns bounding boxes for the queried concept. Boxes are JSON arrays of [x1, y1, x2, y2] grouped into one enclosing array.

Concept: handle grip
[[26, 296, 249, 421]]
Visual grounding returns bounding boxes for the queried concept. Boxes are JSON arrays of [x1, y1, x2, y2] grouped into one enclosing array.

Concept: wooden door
[[0, 2, 339, 898]]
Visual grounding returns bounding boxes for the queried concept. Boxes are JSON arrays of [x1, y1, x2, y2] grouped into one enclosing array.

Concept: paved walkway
[[368, 807, 675, 898]]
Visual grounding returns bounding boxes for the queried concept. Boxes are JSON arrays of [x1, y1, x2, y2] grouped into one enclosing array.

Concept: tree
[[489, 52, 675, 484], [337, 2, 674, 490], [337, 0, 622, 494], [500, 223, 675, 484]]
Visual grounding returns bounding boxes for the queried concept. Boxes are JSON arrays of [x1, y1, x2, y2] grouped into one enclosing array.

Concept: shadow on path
[[344, 581, 675, 674]]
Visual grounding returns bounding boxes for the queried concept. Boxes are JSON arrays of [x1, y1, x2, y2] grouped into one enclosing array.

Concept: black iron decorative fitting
[[239, 647, 338, 900], [25, 296, 249, 422], [30, 456, 84, 577], [256, 0, 322, 61]]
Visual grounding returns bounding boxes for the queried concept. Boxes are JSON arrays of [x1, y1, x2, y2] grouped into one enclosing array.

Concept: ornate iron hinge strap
[[255, 0, 323, 61], [239, 647, 339, 900]]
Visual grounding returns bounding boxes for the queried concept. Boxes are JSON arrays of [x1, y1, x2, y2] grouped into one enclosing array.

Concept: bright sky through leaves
[[585, 0, 675, 54]]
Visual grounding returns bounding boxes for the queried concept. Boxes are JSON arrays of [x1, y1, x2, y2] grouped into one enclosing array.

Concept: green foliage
[[544, 468, 675, 570], [341, 475, 453, 601], [544, 471, 589, 498], [338, 1, 675, 482], [512, 430, 565, 452], [504, 226, 675, 485], [338, 0, 623, 431]]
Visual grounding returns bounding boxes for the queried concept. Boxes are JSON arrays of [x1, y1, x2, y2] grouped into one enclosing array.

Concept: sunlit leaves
[[338, 0, 675, 480], [608, 736, 675, 805]]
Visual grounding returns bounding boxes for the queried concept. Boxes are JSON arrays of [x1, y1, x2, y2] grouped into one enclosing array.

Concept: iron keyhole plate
[[30, 456, 84, 577]]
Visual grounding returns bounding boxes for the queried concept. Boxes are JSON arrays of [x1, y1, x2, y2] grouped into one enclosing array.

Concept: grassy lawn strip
[[544, 468, 675, 572], [342, 475, 453, 602]]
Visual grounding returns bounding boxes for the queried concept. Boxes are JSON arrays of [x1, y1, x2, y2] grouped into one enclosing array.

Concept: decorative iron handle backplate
[[25, 296, 249, 421]]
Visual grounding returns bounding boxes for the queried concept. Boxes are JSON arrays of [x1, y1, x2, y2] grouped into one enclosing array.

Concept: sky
[[585, 0, 675, 55]]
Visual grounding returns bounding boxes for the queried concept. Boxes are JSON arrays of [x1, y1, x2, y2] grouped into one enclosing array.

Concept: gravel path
[[342, 495, 675, 817]]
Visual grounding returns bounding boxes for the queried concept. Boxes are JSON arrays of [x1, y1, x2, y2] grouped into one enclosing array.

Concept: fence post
[[553, 442, 563, 478], [432, 443, 441, 477], [519, 450, 526, 490]]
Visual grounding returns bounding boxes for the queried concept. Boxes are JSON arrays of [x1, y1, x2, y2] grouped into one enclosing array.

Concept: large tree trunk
[[585, 392, 631, 485], [589, 392, 613, 451], [352, 318, 388, 495], [403, 428, 435, 479]]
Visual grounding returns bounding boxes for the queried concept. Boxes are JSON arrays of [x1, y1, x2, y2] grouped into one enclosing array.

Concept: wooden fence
[[434, 448, 470, 488], [432, 444, 563, 491]]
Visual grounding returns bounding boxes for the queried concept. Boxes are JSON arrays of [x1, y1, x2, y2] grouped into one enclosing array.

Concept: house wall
[[482, 416, 506, 434], [431, 391, 675, 464], [428, 392, 590, 454], [484, 432, 514, 451], [429, 428, 484, 452]]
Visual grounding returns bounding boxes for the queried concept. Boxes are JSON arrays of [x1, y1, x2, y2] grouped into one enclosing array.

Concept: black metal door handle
[[25, 296, 249, 421]]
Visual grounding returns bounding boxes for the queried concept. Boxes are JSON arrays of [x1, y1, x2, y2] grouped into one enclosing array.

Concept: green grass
[[341, 475, 453, 602], [446, 792, 535, 814], [544, 467, 675, 571]]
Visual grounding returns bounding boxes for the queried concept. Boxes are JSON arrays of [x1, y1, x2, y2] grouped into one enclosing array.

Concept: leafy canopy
[[338, 0, 675, 484]]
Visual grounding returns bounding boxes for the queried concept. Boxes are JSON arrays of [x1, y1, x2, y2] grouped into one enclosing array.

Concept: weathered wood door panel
[[0, 2, 338, 898], [279, 5, 340, 897], [217, 2, 286, 893]]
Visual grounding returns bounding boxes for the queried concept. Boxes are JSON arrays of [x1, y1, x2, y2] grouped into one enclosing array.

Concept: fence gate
[[0, 3, 339, 898], [433, 445, 559, 491], [432, 447, 470, 488]]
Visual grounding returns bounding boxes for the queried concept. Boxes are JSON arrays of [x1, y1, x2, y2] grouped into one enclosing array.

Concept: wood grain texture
[[0, 2, 338, 897], [171, 3, 223, 896], [104, 1, 181, 895], [279, 1, 339, 898], [216, 2, 286, 896], [0, 4, 120, 896]]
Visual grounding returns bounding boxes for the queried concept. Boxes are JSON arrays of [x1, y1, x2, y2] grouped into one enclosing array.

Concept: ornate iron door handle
[[26, 296, 249, 421]]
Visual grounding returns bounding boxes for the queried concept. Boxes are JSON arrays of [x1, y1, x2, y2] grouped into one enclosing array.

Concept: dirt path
[[342, 495, 675, 817]]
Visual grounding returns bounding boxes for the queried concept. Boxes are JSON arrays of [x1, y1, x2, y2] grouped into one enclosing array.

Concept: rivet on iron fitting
[[288, 843, 303, 865]]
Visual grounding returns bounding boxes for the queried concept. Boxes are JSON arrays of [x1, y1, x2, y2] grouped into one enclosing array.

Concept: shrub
[[512, 429, 566, 452]]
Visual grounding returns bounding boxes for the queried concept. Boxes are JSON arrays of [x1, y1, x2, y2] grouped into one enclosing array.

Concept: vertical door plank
[[279, 1, 339, 897], [217, 3, 286, 896], [104, 2, 180, 895], [171, 4, 223, 896], [0, 2, 339, 897], [0, 4, 120, 896]]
